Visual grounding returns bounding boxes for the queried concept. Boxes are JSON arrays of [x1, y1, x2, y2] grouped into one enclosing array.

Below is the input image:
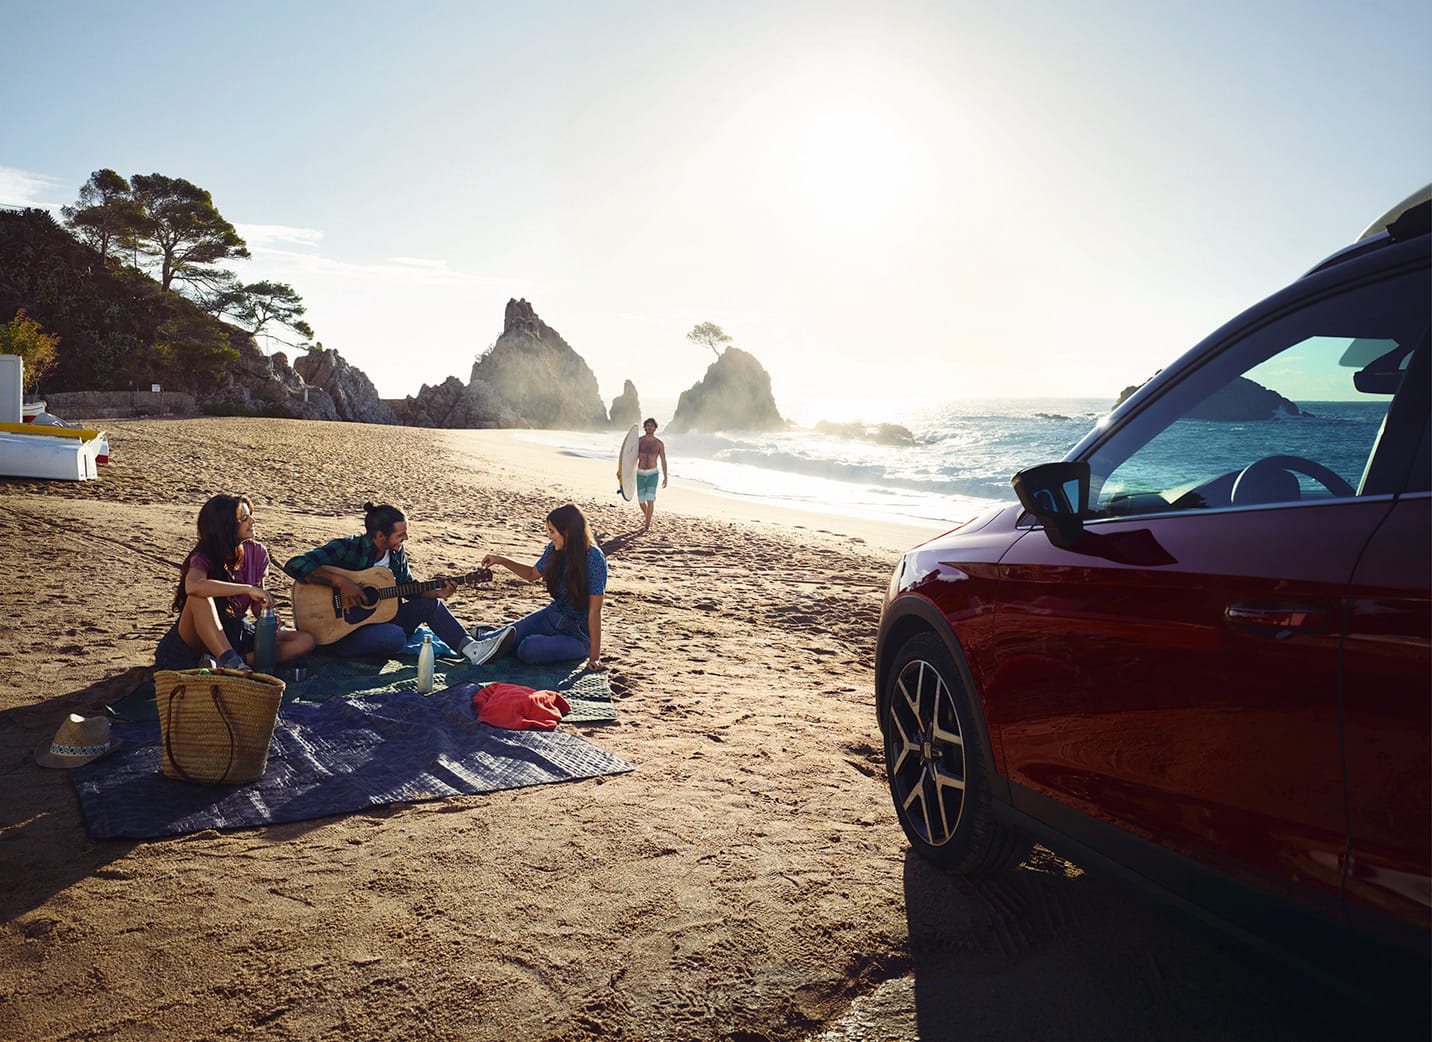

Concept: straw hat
[[34, 713, 123, 768]]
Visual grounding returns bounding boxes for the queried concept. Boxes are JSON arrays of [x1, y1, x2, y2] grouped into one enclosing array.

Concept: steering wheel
[[1230, 454, 1355, 505]]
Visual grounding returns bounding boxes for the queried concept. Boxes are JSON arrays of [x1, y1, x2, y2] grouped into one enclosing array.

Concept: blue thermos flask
[[255, 606, 278, 675]]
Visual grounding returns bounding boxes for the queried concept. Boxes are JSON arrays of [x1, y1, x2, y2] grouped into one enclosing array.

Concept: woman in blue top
[[475, 504, 608, 672]]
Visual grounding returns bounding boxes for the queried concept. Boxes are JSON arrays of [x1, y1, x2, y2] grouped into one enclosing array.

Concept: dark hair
[[173, 494, 252, 614], [543, 503, 594, 610], [643, 417, 657, 428], [363, 502, 406, 538]]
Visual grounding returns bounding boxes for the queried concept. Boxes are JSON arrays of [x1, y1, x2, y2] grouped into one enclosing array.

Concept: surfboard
[[617, 424, 640, 500]]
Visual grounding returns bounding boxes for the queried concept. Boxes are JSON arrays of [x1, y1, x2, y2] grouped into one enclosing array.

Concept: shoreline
[[445, 427, 951, 556]]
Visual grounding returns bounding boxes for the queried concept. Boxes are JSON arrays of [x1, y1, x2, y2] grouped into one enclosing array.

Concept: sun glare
[[783, 96, 927, 226], [737, 61, 946, 256]]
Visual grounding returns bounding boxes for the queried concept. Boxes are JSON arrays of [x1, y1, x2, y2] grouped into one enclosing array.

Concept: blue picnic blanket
[[71, 685, 633, 840], [111, 628, 617, 724]]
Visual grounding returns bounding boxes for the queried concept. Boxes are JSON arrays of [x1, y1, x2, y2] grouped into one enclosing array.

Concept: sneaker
[[217, 650, 247, 671], [462, 627, 514, 666]]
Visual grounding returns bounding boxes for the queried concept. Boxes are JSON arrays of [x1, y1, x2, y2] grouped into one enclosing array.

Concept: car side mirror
[[1012, 461, 1090, 548]]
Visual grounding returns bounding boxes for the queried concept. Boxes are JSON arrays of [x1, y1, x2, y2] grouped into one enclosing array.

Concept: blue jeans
[[507, 602, 589, 664], [326, 598, 469, 658]]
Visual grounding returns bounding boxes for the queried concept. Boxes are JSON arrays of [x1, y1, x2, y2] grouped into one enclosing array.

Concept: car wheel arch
[[876, 594, 1010, 806]]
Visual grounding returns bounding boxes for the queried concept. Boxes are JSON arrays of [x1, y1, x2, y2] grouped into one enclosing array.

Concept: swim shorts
[[636, 467, 660, 503]]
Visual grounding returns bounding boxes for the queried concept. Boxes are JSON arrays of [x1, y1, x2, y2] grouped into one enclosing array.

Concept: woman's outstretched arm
[[481, 553, 540, 583]]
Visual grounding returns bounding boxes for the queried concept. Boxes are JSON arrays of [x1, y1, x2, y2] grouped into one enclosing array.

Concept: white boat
[[29, 411, 110, 463], [0, 421, 103, 480], [0, 355, 109, 477]]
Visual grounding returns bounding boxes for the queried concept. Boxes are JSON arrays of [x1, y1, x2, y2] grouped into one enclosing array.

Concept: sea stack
[[668, 347, 785, 433]]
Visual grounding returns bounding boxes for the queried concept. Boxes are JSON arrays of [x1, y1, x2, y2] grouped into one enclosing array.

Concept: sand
[[0, 418, 1410, 1041]]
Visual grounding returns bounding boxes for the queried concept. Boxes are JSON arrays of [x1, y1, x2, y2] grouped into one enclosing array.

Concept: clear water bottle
[[417, 633, 435, 695], [255, 606, 278, 675]]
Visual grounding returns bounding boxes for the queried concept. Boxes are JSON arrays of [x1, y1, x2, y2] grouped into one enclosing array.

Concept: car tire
[[881, 631, 1030, 873]]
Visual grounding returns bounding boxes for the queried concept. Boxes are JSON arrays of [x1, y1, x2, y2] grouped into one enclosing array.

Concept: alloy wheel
[[887, 656, 967, 848]]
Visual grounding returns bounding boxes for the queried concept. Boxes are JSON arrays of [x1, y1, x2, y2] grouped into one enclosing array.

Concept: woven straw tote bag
[[155, 668, 285, 784]]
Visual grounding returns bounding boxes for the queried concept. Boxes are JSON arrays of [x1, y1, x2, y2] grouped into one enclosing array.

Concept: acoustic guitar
[[292, 565, 493, 645]]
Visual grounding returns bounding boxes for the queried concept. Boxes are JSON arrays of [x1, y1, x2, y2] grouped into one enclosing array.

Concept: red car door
[[990, 499, 1382, 913], [1340, 493, 1432, 934], [986, 265, 1427, 921]]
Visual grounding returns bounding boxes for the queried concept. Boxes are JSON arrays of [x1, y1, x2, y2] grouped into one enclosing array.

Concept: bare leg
[[177, 596, 237, 659], [640, 500, 654, 531], [178, 599, 313, 666], [276, 628, 316, 663]]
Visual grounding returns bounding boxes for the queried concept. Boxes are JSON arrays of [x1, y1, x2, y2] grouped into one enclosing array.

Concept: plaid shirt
[[282, 534, 413, 586]]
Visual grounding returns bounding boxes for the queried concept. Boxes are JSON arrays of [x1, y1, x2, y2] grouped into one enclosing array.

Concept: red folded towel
[[471, 683, 571, 730]]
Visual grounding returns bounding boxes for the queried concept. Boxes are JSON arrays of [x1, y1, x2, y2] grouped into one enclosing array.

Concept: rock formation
[[391, 375, 528, 429], [667, 348, 785, 433], [1187, 376, 1304, 421], [464, 299, 608, 429], [813, 420, 915, 445], [292, 346, 396, 424], [1115, 373, 1302, 421], [393, 300, 607, 429], [609, 379, 641, 428], [204, 337, 337, 420]]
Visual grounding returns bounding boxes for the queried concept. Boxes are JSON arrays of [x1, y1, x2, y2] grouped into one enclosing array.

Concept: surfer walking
[[636, 417, 667, 532]]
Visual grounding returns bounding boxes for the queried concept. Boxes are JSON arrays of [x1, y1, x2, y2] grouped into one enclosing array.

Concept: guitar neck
[[383, 576, 457, 601]]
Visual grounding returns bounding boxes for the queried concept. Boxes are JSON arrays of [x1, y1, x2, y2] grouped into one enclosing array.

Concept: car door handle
[[1224, 603, 1331, 638]]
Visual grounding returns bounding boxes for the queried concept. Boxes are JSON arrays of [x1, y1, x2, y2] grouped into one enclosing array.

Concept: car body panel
[[876, 509, 1025, 778], [1340, 492, 1432, 934], [990, 498, 1394, 915]]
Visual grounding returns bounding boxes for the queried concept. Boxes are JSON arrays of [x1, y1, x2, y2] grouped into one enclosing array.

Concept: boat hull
[[0, 425, 102, 480]]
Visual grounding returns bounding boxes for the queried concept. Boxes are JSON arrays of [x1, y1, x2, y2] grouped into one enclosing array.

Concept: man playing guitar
[[283, 502, 490, 664]]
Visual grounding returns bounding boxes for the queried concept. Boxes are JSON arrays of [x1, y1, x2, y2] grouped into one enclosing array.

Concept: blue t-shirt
[[534, 543, 607, 619]]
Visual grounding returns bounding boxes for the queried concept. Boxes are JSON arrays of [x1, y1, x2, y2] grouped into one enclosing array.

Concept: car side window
[[1087, 270, 1428, 518]]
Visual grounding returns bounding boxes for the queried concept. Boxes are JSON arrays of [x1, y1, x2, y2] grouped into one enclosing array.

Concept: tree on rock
[[239, 281, 314, 345], [130, 173, 250, 292], [686, 321, 731, 359], [61, 169, 145, 265], [205, 277, 314, 348], [0, 309, 61, 391], [668, 347, 785, 433]]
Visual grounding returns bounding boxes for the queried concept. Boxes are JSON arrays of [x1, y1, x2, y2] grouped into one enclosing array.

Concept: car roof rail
[[1355, 184, 1431, 242], [1302, 185, 1430, 277]]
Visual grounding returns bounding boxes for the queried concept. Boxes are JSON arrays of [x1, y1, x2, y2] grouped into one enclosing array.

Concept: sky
[[3, 0, 1429, 425]]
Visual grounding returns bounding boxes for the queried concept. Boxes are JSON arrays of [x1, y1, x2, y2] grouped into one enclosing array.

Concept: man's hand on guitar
[[334, 575, 366, 610], [293, 566, 493, 645]]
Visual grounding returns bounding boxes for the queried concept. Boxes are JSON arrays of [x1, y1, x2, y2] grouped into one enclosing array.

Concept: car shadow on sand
[[898, 848, 1426, 1042]]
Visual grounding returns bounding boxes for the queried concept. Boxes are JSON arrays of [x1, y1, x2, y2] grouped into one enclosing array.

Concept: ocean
[[519, 395, 1389, 537], [520, 397, 1112, 532]]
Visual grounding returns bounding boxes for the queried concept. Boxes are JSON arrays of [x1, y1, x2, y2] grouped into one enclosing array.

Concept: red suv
[[875, 189, 1430, 965]]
